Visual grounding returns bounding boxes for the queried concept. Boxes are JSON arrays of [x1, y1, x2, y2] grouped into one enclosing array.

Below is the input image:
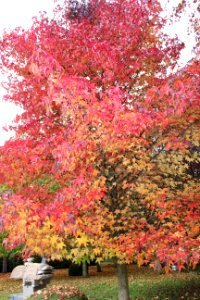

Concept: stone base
[[9, 293, 24, 300], [23, 284, 44, 298]]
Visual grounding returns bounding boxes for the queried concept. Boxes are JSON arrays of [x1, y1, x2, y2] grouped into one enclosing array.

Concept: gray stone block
[[9, 293, 24, 300]]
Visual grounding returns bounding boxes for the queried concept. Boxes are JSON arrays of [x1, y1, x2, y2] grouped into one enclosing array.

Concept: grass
[[0, 264, 199, 300]]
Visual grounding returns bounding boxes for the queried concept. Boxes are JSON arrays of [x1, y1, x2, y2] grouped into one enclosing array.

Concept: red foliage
[[0, 0, 199, 270]]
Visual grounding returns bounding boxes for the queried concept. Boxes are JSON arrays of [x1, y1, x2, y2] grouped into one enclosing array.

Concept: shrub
[[49, 259, 71, 269], [68, 263, 82, 276], [32, 285, 88, 300]]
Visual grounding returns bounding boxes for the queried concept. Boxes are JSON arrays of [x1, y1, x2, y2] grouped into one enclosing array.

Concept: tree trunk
[[116, 263, 130, 300], [153, 259, 163, 274], [96, 263, 102, 272], [82, 261, 88, 277], [2, 256, 8, 273]]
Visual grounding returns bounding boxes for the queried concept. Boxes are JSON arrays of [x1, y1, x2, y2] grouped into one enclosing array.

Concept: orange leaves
[[136, 253, 145, 267], [188, 225, 199, 238]]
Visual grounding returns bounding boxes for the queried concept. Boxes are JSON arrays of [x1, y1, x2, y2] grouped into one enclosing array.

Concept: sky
[[0, 0, 197, 145], [0, 0, 55, 145]]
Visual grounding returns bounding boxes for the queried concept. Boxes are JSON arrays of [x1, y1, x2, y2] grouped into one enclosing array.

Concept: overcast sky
[[0, 0, 197, 145], [0, 0, 55, 145]]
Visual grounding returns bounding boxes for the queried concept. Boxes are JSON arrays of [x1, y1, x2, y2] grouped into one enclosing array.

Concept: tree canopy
[[0, 1, 199, 299]]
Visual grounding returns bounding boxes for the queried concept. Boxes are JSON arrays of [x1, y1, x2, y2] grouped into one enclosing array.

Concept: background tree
[[0, 1, 199, 299], [0, 186, 23, 273]]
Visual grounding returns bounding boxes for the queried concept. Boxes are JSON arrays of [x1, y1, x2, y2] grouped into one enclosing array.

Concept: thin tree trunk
[[153, 259, 163, 274], [96, 263, 102, 272], [2, 256, 8, 273], [82, 261, 88, 277], [116, 263, 130, 300]]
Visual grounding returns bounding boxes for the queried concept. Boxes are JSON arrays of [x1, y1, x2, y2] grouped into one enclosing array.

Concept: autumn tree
[[0, 186, 23, 273], [0, 1, 199, 299]]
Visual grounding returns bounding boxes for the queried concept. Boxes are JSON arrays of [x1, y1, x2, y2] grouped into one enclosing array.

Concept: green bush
[[7, 256, 24, 272], [68, 263, 82, 276], [31, 285, 88, 300], [49, 259, 71, 269]]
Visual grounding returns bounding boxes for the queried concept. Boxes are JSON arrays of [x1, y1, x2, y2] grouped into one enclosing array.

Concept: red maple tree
[[0, 1, 199, 299]]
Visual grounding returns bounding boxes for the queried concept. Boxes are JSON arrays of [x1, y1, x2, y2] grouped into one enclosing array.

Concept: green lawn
[[0, 264, 199, 300]]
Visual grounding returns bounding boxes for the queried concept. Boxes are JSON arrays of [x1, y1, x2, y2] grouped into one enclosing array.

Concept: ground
[[0, 264, 199, 299]]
